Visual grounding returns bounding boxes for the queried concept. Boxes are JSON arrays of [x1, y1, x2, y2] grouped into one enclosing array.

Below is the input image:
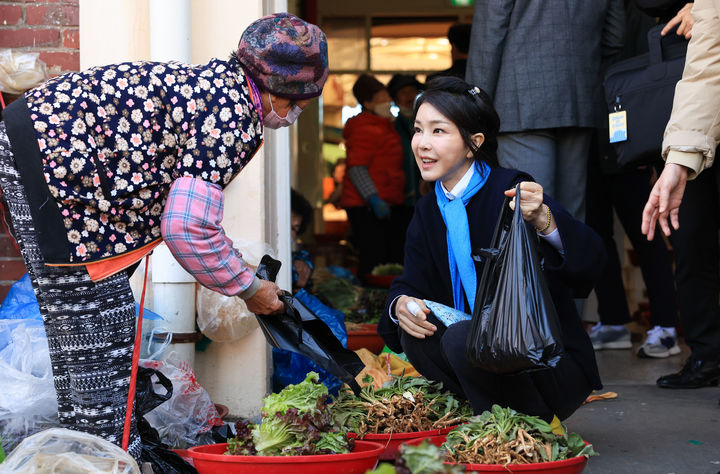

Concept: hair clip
[[467, 86, 481, 96]]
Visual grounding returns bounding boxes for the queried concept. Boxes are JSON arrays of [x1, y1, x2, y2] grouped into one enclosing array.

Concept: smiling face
[[412, 102, 481, 190]]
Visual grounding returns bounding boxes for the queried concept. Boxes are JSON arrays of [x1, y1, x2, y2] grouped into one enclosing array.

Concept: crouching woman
[[379, 77, 605, 427]]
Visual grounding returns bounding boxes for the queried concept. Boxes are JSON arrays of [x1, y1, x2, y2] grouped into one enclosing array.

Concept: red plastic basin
[[403, 436, 589, 473], [348, 425, 457, 461], [187, 440, 384, 474]]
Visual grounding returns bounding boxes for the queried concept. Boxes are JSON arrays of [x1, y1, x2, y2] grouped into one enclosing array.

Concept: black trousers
[[346, 205, 408, 278], [666, 161, 720, 359], [399, 313, 593, 422], [586, 158, 678, 327]]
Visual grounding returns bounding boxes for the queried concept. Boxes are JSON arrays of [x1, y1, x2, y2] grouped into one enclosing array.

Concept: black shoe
[[656, 357, 720, 389]]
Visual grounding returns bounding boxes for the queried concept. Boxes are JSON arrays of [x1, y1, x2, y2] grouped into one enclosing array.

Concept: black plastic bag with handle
[[254, 255, 365, 394], [465, 184, 564, 374], [136, 367, 199, 474]]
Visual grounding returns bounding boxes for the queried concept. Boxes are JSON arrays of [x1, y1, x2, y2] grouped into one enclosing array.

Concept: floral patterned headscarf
[[237, 12, 328, 100]]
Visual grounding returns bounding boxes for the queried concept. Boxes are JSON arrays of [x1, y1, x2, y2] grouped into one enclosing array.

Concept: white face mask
[[373, 101, 394, 119], [264, 93, 302, 129]]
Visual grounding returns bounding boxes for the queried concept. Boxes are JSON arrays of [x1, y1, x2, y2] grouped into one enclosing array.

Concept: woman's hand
[[662, 2, 694, 39], [504, 181, 557, 234], [396, 295, 436, 339], [245, 279, 284, 315]]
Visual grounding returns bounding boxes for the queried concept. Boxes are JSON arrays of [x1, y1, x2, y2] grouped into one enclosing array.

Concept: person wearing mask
[[465, 0, 625, 222], [642, 0, 720, 390], [379, 77, 604, 425], [426, 23, 473, 82], [340, 74, 405, 279], [0, 12, 328, 460]]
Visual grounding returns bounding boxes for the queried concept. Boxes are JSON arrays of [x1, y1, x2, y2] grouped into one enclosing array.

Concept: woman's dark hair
[[414, 76, 500, 168], [290, 189, 313, 235]]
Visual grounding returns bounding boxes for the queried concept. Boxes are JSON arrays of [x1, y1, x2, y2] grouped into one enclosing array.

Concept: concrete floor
[[566, 342, 720, 474]]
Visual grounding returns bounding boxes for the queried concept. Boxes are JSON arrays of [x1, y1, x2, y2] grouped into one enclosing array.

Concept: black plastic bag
[[254, 255, 365, 395], [136, 367, 199, 474], [466, 185, 564, 374]]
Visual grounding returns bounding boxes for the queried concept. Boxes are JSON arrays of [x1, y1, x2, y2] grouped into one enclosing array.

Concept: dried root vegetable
[[443, 405, 597, 465], [331, 375, 472, 436]]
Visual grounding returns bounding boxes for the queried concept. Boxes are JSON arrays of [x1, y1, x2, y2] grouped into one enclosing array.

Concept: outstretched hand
[[641, 163, 689, 240]]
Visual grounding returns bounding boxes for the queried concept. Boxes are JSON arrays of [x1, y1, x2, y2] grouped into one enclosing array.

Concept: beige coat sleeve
[[663, 0, 720, 179]]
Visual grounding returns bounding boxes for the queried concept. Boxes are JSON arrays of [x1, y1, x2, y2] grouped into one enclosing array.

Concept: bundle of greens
[[225, 372, 352, 456], [371, 263, 404, 276], [314, 275, 360, 315], [331, 375, 472, 437], [345, 287, 388, 324], [443, 405, 597, 465], [394, 441, 463, 474], [314, 273, 387, 324]]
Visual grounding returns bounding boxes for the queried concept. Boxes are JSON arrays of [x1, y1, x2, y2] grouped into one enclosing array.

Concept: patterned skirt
[[0, 122, 141, 459]]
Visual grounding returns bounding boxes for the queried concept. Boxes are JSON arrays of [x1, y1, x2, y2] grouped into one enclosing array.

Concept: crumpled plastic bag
[[139, 354, 222, 449], [0, 319, 58, 454], [0, 427, 140, 473], [0, 274, 42, 321], [195, 241, 275, 342], [135, 367, 198, 473], [0, 49, 48, 95]]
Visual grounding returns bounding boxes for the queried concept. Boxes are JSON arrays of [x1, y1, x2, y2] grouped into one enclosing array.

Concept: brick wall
[[0, 0, 80, 299], [0, 0, 80, 76]]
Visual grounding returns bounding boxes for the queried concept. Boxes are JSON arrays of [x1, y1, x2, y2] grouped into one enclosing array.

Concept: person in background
[[380, 77, 605, 425], [642, 0, 720, 389], [0, 13, 328, 460], [340, 74, 405, 279], [326, 158, 346, 207], [586, 1, 680, 358], [291, 188, 314, 291], [426, 23, 473, 82], [465, 0, 624, 222], [387, 74, 423, 229]]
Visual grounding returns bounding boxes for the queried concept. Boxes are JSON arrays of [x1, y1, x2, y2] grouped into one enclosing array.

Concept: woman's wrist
[[534, 204, 554, 234]]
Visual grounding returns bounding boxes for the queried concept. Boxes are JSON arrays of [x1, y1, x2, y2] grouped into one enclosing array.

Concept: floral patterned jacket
[[3, 57, 262, 264]]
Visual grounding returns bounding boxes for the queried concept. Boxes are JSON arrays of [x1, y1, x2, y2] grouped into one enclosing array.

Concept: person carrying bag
[[378, 77, 606, 425]]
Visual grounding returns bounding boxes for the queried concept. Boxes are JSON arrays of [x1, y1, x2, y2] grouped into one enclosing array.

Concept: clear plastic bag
[[0, 427, 140, 473], [138, 354, 222, 449], [0, 319, 58, 454], [195, 241, 275, 342], [0, 49, 48, 95]]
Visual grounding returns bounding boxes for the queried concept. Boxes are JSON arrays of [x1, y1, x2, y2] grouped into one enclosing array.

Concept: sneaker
[[637, 326, 681, 358], [589, 323, 632, 350]]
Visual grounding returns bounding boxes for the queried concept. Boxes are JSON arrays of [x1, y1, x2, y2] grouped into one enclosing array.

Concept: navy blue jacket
[[381, 167, 604, 389]]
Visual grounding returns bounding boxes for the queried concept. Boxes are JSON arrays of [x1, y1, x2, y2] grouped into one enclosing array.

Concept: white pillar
[[150, 0, 191, 63]]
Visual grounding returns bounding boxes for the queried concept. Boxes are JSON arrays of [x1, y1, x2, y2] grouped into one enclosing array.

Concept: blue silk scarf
[[435, 161, 491, 313]]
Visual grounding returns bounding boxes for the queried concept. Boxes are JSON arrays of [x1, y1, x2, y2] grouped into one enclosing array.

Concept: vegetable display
[[225, 372, 352, 456], [331, 375, 472, 437], [443, 405, 597, 465], [314, 274, 387, 324], [371, 263, 404, 276]]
